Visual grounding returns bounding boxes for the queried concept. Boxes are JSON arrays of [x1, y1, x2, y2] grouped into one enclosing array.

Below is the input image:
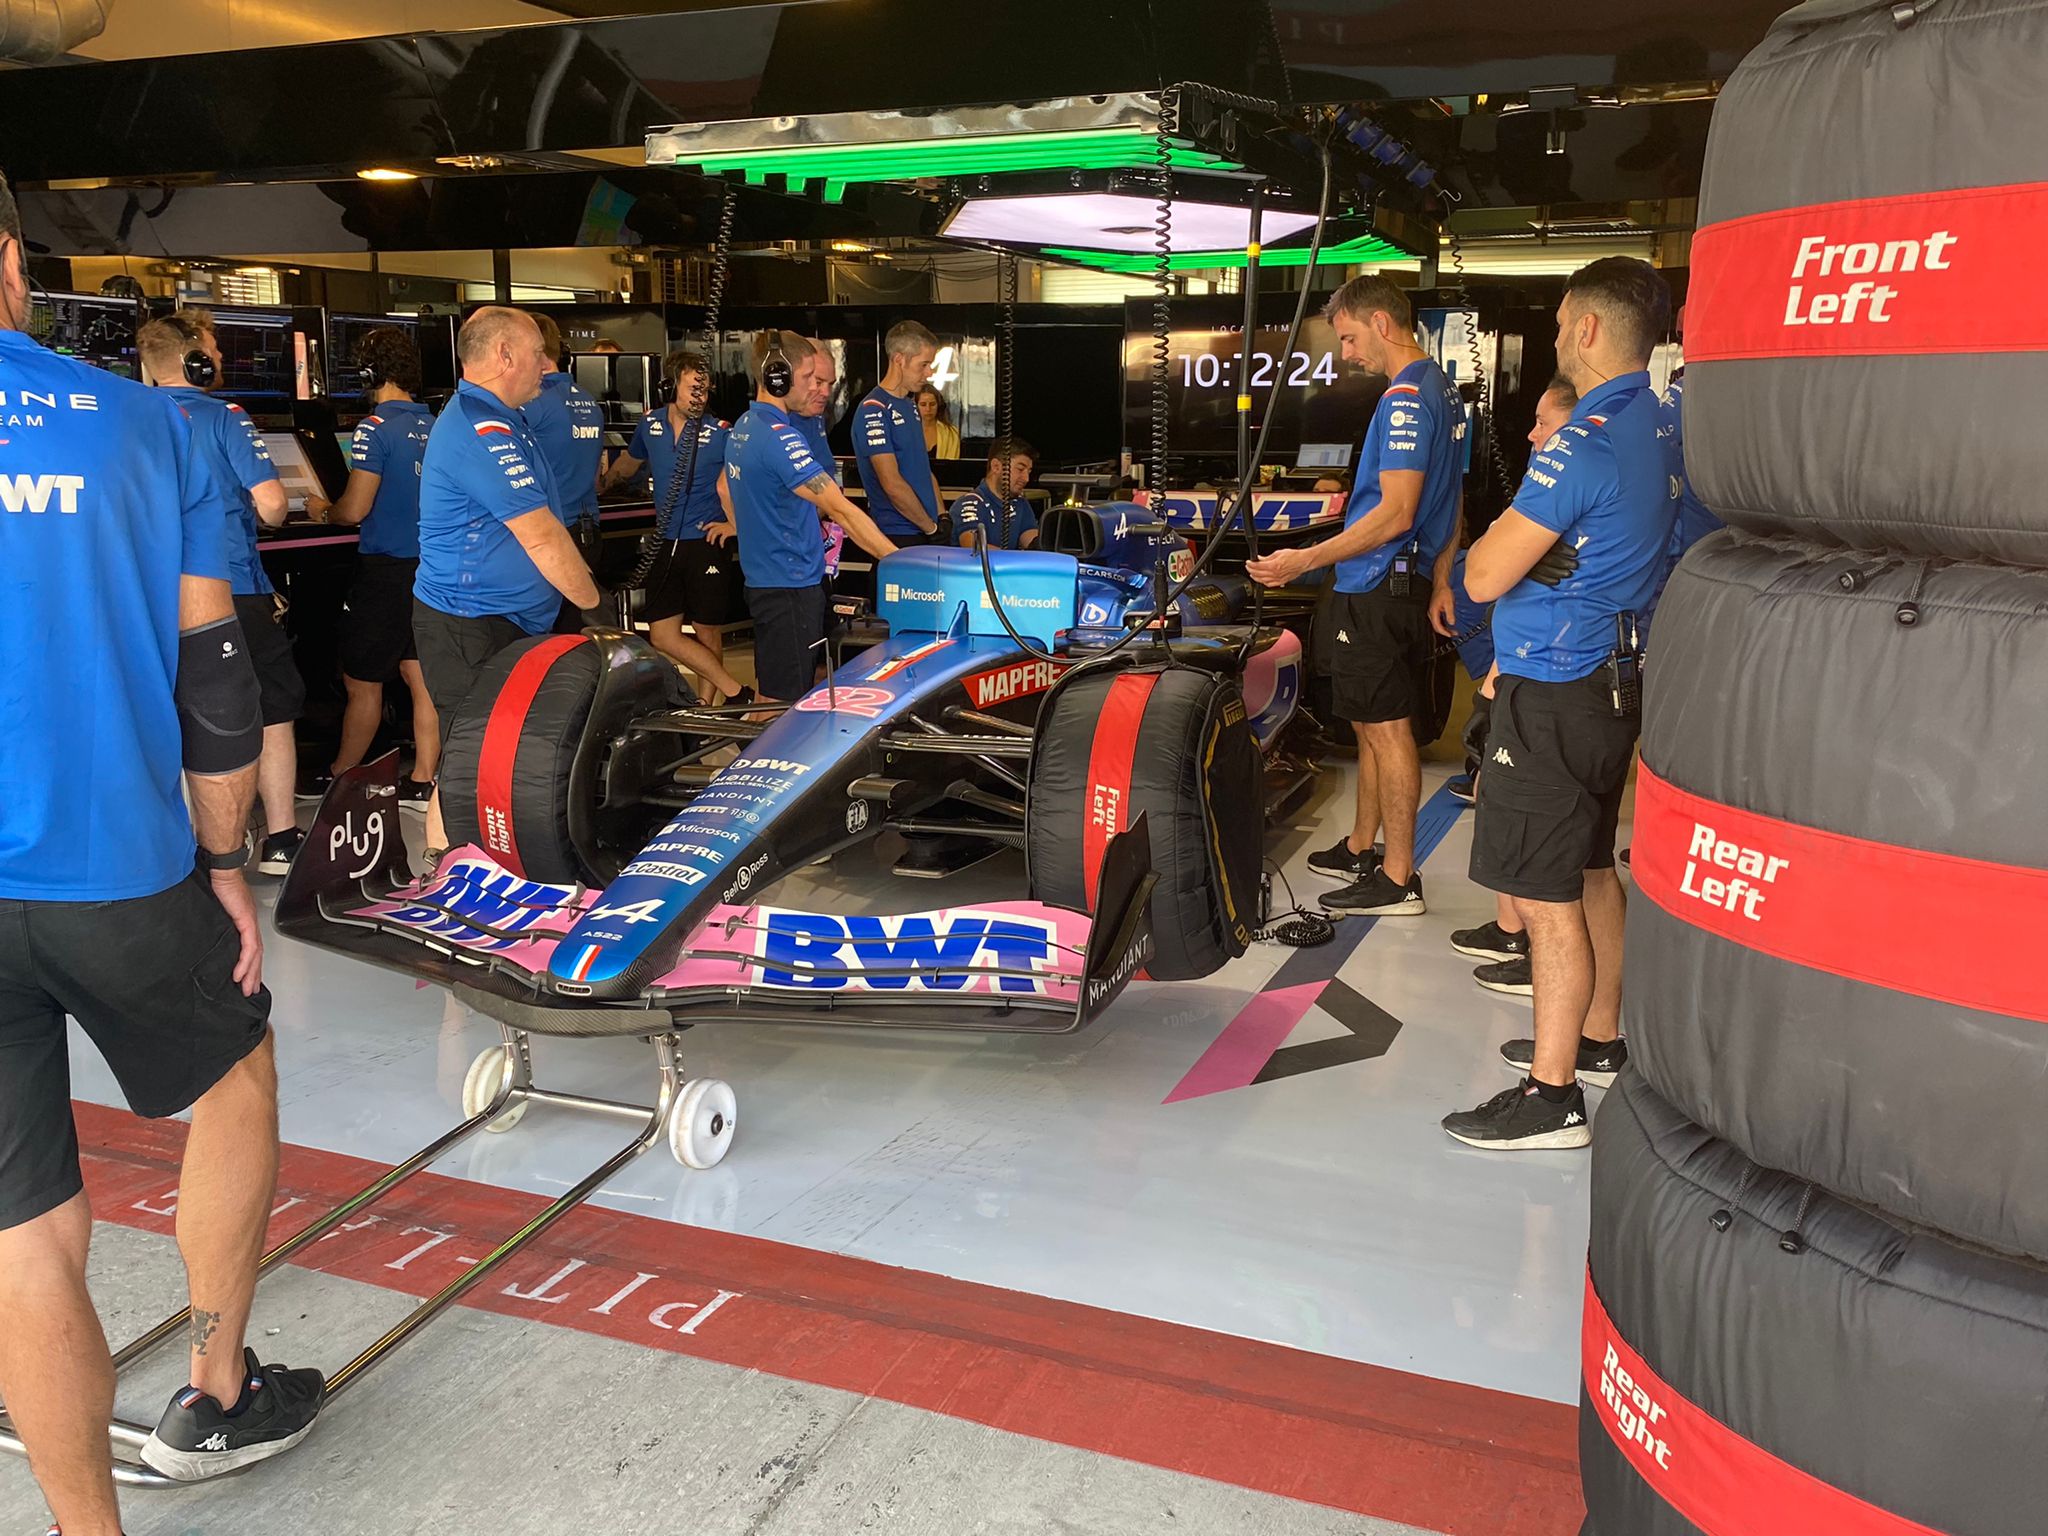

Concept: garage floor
[[5, 747, 1610, 1536]]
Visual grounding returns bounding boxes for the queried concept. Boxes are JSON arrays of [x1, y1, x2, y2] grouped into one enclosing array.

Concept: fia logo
[[846, 799, 871, 834]]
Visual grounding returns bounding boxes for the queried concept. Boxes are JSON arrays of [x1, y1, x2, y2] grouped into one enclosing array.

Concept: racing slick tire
[[1026, 663, 1260, 982], [1581, 1070, 2048, 1536], [440, 632, 690, 886]]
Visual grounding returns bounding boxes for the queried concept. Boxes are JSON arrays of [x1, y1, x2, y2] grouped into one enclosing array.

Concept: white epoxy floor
[[68, 759, 1618, 1408]]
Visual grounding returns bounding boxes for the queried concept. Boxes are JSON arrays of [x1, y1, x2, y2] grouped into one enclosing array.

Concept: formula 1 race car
[[279, 507, 1319, 1045]]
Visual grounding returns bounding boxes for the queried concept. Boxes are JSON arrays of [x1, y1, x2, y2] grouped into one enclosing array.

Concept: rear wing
[[278, 753, 1157, 1036]]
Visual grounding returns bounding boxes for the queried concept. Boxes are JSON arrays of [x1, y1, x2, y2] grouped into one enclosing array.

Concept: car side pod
[[3, 754, 733, 1492]]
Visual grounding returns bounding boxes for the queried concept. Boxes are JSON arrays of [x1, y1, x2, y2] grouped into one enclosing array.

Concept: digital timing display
[[1125, 315, 1381, 460], [27, 292, 142, 379]]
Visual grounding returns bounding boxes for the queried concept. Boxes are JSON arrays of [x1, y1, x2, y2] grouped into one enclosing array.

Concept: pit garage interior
[[0, 3, 2017, 1535]]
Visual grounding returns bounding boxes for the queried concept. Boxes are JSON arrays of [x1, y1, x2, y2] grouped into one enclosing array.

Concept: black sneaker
[[1499, 1035, 1628, 1089], [295, 770, 332, 803], [398, 776, 434, 810], [1442, 1078, 1591, 1150], [1447, 773, 1477, 805], [139, 1347, 326, 1482], [256, 828, 304, 876], [1306, 837, 1381, 879], [1320, 867, 1425, 916], [1450, 920, 1528, 963], [1473, 956, 1533, 997]]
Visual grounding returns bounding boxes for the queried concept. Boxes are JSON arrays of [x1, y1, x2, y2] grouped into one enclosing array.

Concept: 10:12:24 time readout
[[1181, 350, 1341, 390]]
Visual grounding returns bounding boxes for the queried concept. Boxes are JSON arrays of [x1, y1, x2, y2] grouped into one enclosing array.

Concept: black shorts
[[232, 592, 306, 727], [339, 556, 419, 684], [745, 583, 834, 701], [0, 872, 271, 1232], [1468, 672, 1640, 904], [646, 538, 744, 626], [1328, 584, 1432, 724], [412, 600, 528, 730]]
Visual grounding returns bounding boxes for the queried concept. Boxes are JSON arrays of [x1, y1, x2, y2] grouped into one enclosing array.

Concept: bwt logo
[[1597, 1344, 1673, 1470], [0, 473, 86, 515], [1677, 821, 1790, 923], [757, 910, 1055, 992]]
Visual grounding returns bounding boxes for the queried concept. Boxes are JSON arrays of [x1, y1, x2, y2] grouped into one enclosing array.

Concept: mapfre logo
[[0, 473, 85, 515], [1677, 821, 1790, 923], [967, 659, 1067, 709]]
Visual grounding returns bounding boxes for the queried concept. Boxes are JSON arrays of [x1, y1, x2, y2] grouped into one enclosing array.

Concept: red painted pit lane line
[[76, 1102, 1582, 1536]]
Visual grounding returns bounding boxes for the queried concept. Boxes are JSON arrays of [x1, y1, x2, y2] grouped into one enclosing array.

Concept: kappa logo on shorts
[[1335, 630, 1350, 644], [1493, 747, 1515, 767]]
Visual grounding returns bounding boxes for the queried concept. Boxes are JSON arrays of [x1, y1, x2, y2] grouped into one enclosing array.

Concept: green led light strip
[[669, 128, 1245, 183], [1042, 234, 1414, 274]]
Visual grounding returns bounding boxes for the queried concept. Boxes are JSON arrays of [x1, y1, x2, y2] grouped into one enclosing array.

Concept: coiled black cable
[[1148, 84, 1180, 502], [625, 182, 739, 591], [996, 250, 1018, 498], [1440, 215, 1515, 517]]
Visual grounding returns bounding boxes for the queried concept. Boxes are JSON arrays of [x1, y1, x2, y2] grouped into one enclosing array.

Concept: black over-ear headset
[[178, 318, 217, 389], [760, 330, 793, 400]]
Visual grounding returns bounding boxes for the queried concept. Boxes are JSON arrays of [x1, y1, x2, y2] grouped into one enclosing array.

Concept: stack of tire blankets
[[1579, 3, 2048, 1532]]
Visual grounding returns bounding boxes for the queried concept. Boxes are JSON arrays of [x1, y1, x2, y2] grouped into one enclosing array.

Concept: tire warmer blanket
[[1631, 763, 2048, 1025], [1583, 1272, 1945, 1536], [473, 635, 585, 879], [1080, 672, 1160, 908]]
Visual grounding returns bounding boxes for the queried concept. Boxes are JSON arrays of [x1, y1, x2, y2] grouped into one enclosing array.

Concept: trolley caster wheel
[[669, 1079, 737, 1169], [462, 1046, 528, 1133]]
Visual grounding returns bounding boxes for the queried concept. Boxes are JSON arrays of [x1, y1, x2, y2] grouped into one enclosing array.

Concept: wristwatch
[[199, 833, 253, 873]]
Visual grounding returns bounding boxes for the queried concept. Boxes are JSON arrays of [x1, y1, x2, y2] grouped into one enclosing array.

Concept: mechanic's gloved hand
[[1461, 694, 1492, 766], [579, 584, 620, 628], [1526, 538, 1580, 588]]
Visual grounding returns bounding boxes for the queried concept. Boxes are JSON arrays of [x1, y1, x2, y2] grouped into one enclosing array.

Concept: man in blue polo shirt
[[596, 346, 750, 704], [1247, 275, 1466, 919], [0, 172, 325, 1527], [793, 337, 842, 483], [853, 320, 942, 547], [414, 306, 601, 855], [524, 311, 608, 631], [302, 325, 438, 803], [139, 312, 307, 875], [952, 439, 1040, 550], [1443, 256, 1679, 1153], [727, 331, 900, 701]]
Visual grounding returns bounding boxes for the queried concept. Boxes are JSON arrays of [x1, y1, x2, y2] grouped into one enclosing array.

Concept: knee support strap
[[178, 615, 263, 774]]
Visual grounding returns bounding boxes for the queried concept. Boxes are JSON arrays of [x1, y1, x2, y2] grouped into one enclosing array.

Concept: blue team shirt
[[852, 386, 937, 537], [1660, 374, 1720, 562], [0, 330, 233, 900], [414, 381, 564, 635], [1335, 357, 1466, 594], [525, 370, 606, 527], [726, 402, 827, 588], [349, 399, 432, 559], [951, 483, 1038, 550], [630, 408, 728, 539], [793, 410, 840, 484], [1492, 371, 1678, 683], [164, 386, 277, 597]]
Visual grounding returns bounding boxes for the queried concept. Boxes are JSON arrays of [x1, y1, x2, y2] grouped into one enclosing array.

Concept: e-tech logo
[[1676, 821, 1790, 923], [756, 909, 1057, 992], [0, 474, 85, 515]]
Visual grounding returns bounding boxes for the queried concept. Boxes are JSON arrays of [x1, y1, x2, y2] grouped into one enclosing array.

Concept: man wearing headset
[[523, 311, 608, 631], [595, 347, 752, 705], [0, 172, 326, 1533], [137, 312, 307, 876], [414, 307, 601, 859], [726, 331, 901, 702], [301, 326, 439, 805]]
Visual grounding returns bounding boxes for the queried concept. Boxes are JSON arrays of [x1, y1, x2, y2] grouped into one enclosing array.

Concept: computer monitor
[[207, 308, 298, 413], [1295, 443, 1353, 470], [26, 292, 142, 378], [261, 431, 324, 514]]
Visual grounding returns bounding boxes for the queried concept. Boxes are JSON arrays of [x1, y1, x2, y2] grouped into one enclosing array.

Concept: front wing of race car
[[276, 754, 1160, 1035]]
